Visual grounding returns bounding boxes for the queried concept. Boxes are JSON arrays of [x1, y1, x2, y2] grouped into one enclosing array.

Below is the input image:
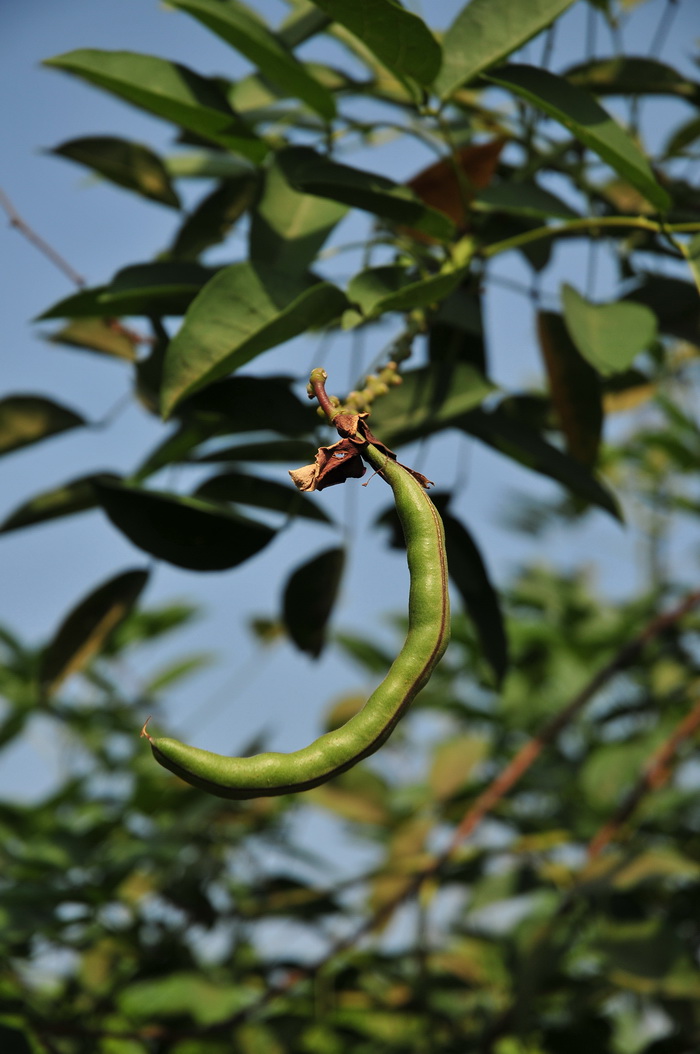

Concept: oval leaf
[[93, 477, 275, 571], [436, 0, 577, 97], [348, 264, 470, 319], [44, 50, 267, 161], [562, 284, 658, 376], [169, 0, 336, 120], [194, 470, 331, 523], [538, 310, 603, 466], [169, 174, 260, 260], [38, 263, 215, 320], [485, 64, 671, 212], [46, 318, 138, 361], [50, 135, 180, 207], [310, 0, 441, 87], [0, 396, 85, 456], [0, 473, 113, 534], [40, 569, 150, 697], [161, 263, 347, 416], [282, 547, 345, 657]]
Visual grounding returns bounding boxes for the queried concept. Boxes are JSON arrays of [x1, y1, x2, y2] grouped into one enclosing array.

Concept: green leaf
[[194, 470, 331, 523], [0, 1023, 33, 1054], [0, 474, 111, 534], [169, 0, 336, 120], [195, 438, 318, 464], [0, 396, 85, 455], [277, 147, 456, 242], [45, 317, 138, 361], [562, 284, 657, 376], [44, 50, 267, 161], [38, 262, 216, 320], [160, 263, 347, 415], [310, 0, 441, 87], [685, 232, 700, 298], [440, 507, 508, 684], [429, 735, 489, 800], [40, 569, 150, 696], [368, 362, 496, 446], [348, 265, 470, 319], [250, 156, 347, 274], [283, 547, 345, 657], [565, 56, 700, 104], [460, 403, 621, 518], [473, 181, 580, 220], [93, 477, 275, 570], [436, 0, 577, 97], [168, 174, 259, 260], [50, 135, 181, 207], [485, 65, 671, 212]]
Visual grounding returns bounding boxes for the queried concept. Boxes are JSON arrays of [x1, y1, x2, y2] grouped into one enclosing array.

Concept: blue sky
[[1, 0, 699, 807]]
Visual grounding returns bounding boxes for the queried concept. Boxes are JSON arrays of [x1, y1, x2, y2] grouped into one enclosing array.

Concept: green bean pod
[[143, 443, 450, 798]]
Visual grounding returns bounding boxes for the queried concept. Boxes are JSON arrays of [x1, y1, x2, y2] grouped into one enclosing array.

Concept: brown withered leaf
[[538, 311, 603, 468], [289, 438, 366, 493]]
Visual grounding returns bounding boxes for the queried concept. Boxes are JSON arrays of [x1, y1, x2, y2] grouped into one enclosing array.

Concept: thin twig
[[0, 186, 86, 288]]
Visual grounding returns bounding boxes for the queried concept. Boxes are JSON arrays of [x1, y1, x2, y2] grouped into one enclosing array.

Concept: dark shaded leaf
[[0, 396, 85, 455], [50, 135, 181, 207], [436, 0, 577, 97], [348, 264, 469, 319], [277, 147, 457, 242], [169, 174, 259, 260], [0, 474, 113, 534], [44, 50, 267, 160], [624, 274, 700, 345], [565, 56, 700, 104], [38, 262, 216, 320], [194, 470, 332, 523], [45, 318, 138, 361], [283, 547, 344, 657], [429, 284, 486, 373], [460, 402, 621, 518], [161, 263, 347, 415], [40, 569, 150, 696], [310, 0, 440, 87], [169, 0, 336, 120], [195, 439, 318, 464], [474, 181, 579, 220], [93, 477, 275, 570], [538, 311, 603, 466], [368, 361, 496, 446], [562, 283, 657, 376], [485, 64, 671, 212]]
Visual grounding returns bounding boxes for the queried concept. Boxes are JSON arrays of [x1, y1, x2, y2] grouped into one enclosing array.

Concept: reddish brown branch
[[0, 186, 86, 288]]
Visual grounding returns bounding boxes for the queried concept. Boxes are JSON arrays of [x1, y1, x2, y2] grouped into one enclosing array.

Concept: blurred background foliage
[[2, 0, 700, 1050]]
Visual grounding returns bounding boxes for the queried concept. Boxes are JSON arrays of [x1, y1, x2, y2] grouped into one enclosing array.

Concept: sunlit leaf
[[50, 135, 180, 207], [429, 735, 489, 800], [93, 477, 275, 570], [169, 0, 336, 120], [562, 283, 657, 376], [38, 262, 216, 320], [45, 318, 138, 361], [282, 547, 345, 657], [277, 147, 457, 242], [436, 0, 577, 97], [485, 64, 671, 211], [161, 263, 347, 415], [348, 264, 470, 319], [40, 569, 150, 696], [310, 0, 441, 87], [44, 50, 267, 160], [0, 396, 85, 456]]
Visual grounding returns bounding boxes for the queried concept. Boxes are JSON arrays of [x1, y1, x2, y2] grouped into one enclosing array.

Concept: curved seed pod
[[142, 442, 449, 798]]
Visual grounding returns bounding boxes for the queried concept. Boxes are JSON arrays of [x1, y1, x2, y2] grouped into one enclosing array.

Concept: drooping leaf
[[565, 56, 700, 104], [485, 64, 672, 212], [347, 264, 470, 319], [45, 318, 138, 361], [309, 0, 441, 88], [368, 362, 496, 446], [40, 569, 150, 696], [473, 181, 580, 220], [436, 0, 577, 98], [194, 470, 331, 523], [250, 156, 348, 274], [561, 283, 657, 376], [538, 311, 603, 466], [282, 547, 345, 657], [168, 173, 260, 260], [195, 438, 318, 464], [38, 262, 216, 320], [169, 0, 336, 120], [44, 50, 267, 161], [277, 147, 457, 242], [0, 474, 113, 534], [160, 263, 347, 416], [50, 135, 181, 207], [440, 506, 509, 684], [0, 396, 85, 456], [460, 403, 621, 518], [93, 477, 275, 571]]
